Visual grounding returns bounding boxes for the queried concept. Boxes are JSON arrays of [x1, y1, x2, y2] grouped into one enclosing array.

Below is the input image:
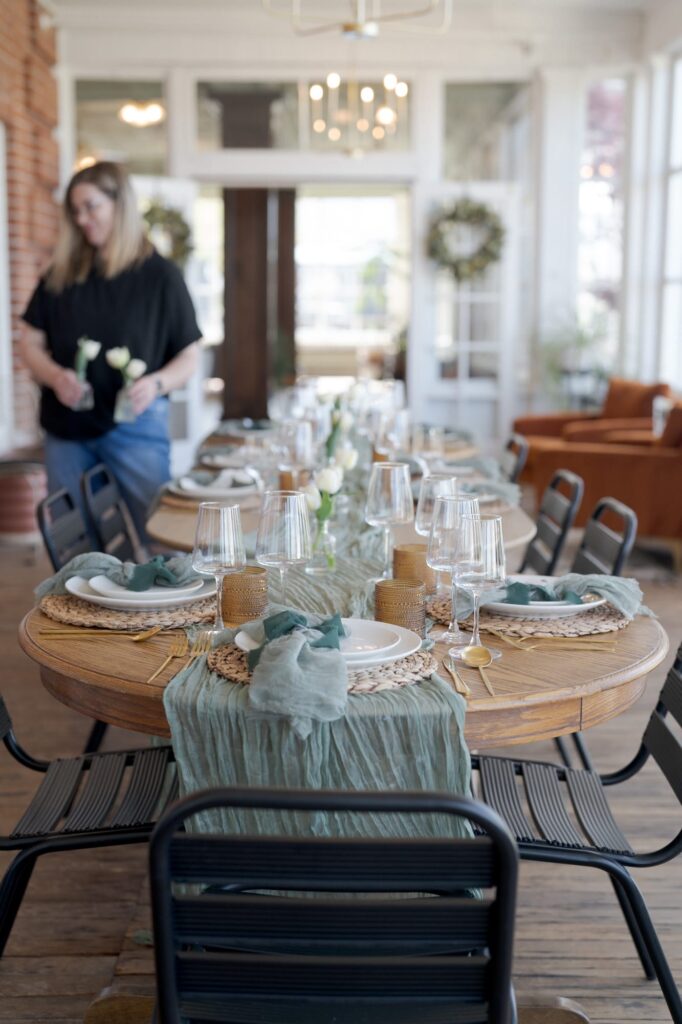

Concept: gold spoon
[[461, 645, 496, 696]]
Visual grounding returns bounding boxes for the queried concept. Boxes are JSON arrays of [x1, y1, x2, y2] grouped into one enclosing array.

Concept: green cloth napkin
[[454, 573, 651, 620], [34, 552, 199, 597], [245, 610, 347, 669]]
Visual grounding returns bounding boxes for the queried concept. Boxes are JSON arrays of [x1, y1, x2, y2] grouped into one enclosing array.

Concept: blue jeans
[[44, 399, 171, 548]]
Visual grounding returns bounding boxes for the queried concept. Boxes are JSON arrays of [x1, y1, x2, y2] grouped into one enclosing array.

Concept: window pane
[[665, 171, 682, 279], [197, 79, 410, 153], [577, 77, 628, 365], [660, 283, 682, 387], [671, 57, 682, 169], [75, 80, 167, 174], [444, 83, 531, 180]]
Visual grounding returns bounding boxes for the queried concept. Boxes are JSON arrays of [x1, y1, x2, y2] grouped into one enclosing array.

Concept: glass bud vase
[[305, 517, 337, 575], [113, 384, 136, 424], [73, 377, 94, 411]]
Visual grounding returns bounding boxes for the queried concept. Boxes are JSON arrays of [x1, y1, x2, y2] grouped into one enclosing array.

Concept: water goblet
[[191, 502, 246, 636], [426, 494, 480, 649], [415, 472, 459, 596], [255, 490, 312, 604], [449, 513, 506, 665], [364, 461, 414, 580]]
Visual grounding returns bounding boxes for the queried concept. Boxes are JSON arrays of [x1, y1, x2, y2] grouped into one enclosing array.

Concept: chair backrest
[[641, 644, 682, 812], [36, 488, 92, 570], [150, 787, 519, 1024], [570, 496, 637, 576], [81, 463, 138, 562], [501, 434, 529, 483], [519, 470, 584, 575]]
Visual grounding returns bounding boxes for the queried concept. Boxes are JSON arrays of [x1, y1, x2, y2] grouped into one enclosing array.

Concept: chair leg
[[0, 848, 39, 956], [570, 732, 594, 772], [83, 719, 108, 754], [554, 736, 572, 767], [609, 875, 656, 980], [608, 864, 682, 1024]]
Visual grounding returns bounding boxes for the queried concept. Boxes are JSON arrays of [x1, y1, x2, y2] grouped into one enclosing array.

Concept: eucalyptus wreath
[[143, 201, 193, 268], [427, 198, 505, 283]]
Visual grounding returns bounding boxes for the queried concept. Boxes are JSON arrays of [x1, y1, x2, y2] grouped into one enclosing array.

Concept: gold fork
[[179, 632, 212, 672], [146, 634, 189, 683], [41, 625, 165, 642]]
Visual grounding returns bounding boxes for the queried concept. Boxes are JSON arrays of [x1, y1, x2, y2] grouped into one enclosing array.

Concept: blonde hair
[[46, 162, 152, 292]]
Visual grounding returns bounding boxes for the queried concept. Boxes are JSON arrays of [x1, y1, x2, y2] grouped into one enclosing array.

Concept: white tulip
[[336, 446, 358, 471], [340, 411, 354, 432], [315, 466, 343, 495], [126, 358, 147, 381], [105, 346, 131, 370], [78, 337, 101, 361], [302, 482, 322, 511]]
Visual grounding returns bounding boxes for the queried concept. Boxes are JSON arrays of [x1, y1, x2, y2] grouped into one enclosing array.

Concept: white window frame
[[658, 50, 682, 386]]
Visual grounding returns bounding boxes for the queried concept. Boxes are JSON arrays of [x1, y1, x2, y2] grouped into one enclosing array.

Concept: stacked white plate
[[339, 618, 421, 670], [65, 575, 216, 610], [166, 469, 262, 500], [485, 574, 607, 620]]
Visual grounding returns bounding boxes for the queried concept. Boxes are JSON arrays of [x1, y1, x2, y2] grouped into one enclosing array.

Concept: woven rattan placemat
[[207, 643, 438, 694], [426, 595, 630, 638], [39, 594, 215, 630]]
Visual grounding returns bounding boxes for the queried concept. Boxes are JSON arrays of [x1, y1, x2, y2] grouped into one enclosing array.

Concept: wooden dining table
[[18, 606, 668, 750]]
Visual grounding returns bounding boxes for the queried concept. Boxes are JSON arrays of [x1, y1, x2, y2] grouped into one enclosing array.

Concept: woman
[[20, 161, 200, 546]]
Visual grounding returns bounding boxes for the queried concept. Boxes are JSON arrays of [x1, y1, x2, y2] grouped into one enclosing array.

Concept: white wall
[[644, 0, 682, 56]]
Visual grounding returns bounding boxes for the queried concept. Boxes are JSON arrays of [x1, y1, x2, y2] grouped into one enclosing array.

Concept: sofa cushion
[[657, 403, 682, 448], [602, 378, 670, 419]]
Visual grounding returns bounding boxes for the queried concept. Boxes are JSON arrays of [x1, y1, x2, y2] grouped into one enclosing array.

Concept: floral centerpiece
[[105, 347, 147, 423], [72, 336, 101, 410], [303, 445, 358, 574]]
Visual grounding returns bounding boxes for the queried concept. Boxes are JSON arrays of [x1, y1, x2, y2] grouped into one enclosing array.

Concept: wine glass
[[426, 494, 480, 648], [255, 490, 312, 604], [415, 473, 458, 596], [450, 514, 506, 664], [191, 503, 246, 635], [364, 461, 414, 580]]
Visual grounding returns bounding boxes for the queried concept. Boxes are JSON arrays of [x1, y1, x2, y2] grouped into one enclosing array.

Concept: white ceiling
[[48, 0, 662, 10]]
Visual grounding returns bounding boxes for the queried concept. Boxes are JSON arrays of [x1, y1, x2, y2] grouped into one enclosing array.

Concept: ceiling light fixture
[[261, 0, 452, 38], [307, 73, 409, 155]]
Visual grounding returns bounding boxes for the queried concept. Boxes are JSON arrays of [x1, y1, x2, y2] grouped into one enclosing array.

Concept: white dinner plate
[[199, 452, 246, 470], [339, 620, 401, 660], [166, 477, 261, 501], [87, 575, 204, 600], [485, 574, 607, 619], [340, 619, 422, 670], [65, 575, 216, 610]]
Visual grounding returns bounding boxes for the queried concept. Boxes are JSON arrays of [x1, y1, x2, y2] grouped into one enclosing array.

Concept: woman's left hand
[[126, 375, 160, 416]]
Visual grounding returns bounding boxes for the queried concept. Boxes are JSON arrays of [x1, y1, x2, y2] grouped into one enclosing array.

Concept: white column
[[533, 68, 585, 383]]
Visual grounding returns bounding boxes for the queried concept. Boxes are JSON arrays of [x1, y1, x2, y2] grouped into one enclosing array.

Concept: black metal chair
[[519, 469, 584, 575], [36, 487, 92, 571], [570, 495, 638, 576], [81, 462, 141, 563], [501, 434, 529, 484], [474, 641, 682, 1024], [0, 694, 176, 957], [555, 495, 639, 771], [149, 786, 519, 1024], [35, 488, 111, 755]]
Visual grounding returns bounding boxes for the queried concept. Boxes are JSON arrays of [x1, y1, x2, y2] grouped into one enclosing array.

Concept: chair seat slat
[[11, 759, 83, 837], [62, 752, 127, 832], [565, 770, 632, 853], [522, 762, 584, 846]]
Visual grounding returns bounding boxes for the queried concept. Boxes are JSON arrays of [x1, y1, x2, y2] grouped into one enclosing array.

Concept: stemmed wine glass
[[426, 494, 480, 649], [255, 490, 312, 604], [191, 502, 246, 635], [364, 462, 414, 580], [450, 514, 506, 664], [415, 472, 458, 596]]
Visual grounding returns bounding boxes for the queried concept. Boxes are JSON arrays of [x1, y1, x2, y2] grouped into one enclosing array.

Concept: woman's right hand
[[51, 367, 86, 409]]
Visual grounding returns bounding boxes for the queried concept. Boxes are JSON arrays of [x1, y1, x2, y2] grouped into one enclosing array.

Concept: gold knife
[[442, 657, 472, 698]]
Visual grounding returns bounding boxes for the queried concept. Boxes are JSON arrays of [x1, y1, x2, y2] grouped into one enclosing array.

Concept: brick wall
[[0, 0, 59, 447]]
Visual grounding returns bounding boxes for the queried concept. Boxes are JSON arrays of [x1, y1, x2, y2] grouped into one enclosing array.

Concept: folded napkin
[[455, 573, 650, 620], [459, 479, 521, 506], [180, 468, 259, 491], [34, 552, 199, 597], [236, 609, 349, 739]]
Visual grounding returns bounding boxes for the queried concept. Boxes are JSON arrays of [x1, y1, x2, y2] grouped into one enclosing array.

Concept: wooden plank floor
[[0, 544, 681, 1023]]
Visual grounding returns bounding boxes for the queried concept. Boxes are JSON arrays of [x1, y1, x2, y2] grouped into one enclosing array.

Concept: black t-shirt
[[22, 250, 201, 439]]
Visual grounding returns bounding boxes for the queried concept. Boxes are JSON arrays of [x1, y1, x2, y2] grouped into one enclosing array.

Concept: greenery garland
[[427, 198, 505, 283], [143, 201, 193, 268]]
